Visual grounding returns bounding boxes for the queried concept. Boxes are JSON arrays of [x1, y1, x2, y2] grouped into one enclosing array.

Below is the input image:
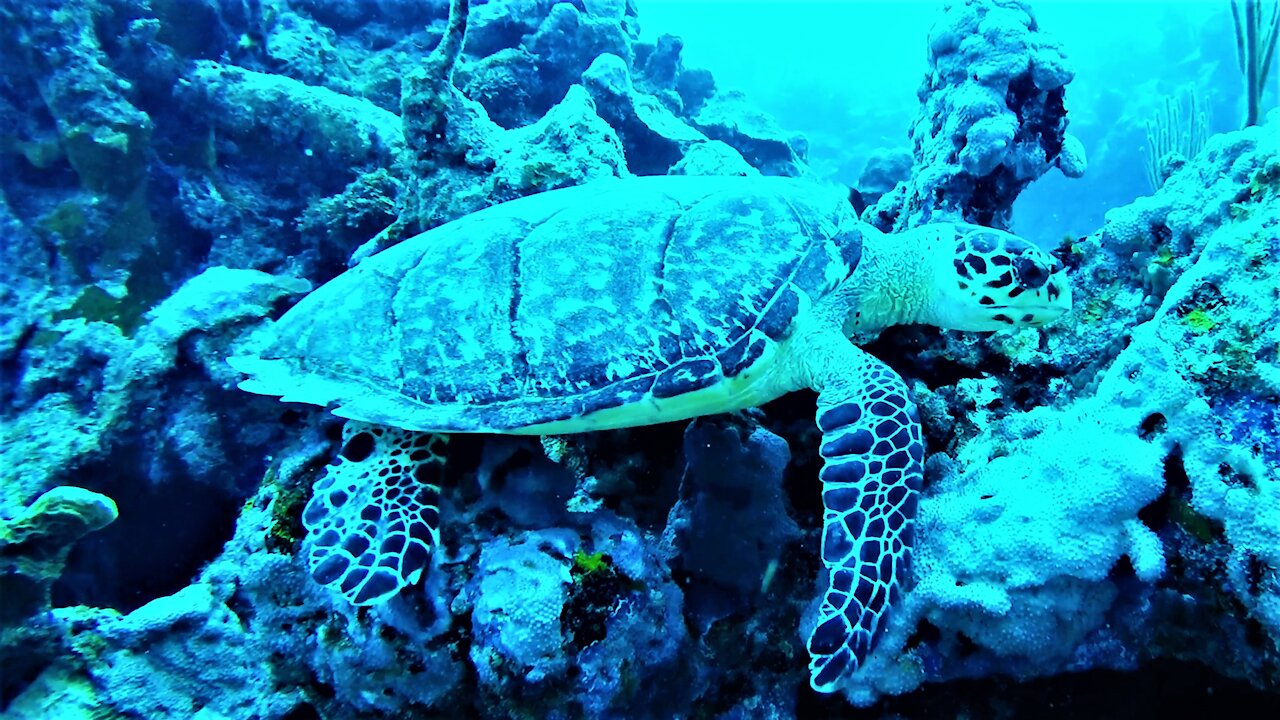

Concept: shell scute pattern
[[251, 178, 862, 432]]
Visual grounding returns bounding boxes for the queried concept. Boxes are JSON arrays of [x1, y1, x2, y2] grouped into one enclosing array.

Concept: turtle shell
[[231, 176, 864, 432]]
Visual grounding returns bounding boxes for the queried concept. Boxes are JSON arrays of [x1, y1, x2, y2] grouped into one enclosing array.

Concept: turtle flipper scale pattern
[[807, 352, 923, 692], [302, 422, 446, 605]]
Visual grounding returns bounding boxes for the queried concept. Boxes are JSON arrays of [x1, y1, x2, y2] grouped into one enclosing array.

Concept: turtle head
[[923, 223, 1071, 331]]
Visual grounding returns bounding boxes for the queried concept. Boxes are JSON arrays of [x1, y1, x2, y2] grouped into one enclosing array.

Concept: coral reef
[[0, 0, 811, 714], [866, 0, 1086, 232], [0, 487, 117, 700], [1, 0, 1278, 716], [841, 115, 1280, 705]]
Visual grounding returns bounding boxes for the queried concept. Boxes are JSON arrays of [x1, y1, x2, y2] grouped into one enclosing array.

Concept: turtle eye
[[1012, 256, 1049, 289]]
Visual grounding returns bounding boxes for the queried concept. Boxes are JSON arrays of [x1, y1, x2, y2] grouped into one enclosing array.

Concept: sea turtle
[[229, 175, 1070, 691]]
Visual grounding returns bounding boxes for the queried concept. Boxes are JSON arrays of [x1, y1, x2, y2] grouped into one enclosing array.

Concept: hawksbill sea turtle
[[229, 175, 1070, 691]]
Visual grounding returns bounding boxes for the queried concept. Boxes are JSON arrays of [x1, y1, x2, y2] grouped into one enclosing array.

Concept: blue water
[[641, 0, 1256, 245]]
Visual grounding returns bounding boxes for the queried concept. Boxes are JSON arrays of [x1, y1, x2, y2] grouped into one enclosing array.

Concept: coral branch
[[1231, 0, 1280, 126], [401, 0, 473, 175]]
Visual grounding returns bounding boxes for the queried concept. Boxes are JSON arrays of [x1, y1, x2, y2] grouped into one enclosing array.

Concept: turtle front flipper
[[301, 422, 446, 605], [803, 341, 923, 692]]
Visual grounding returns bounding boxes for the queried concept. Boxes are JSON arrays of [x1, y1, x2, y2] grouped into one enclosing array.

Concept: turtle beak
[[1013, 273, 1071, 327]]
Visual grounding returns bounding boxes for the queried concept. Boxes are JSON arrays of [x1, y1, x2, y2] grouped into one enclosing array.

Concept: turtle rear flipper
[[804, 341, 923, 692], [302, 423, 446, 605]]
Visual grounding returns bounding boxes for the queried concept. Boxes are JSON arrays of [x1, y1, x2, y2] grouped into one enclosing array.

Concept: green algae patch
[[263, 463, 311, 555], [572, 549, 610, 575], [39, 201, 89, 242], [1151, 245, 1176, 268], [1171, 498, 1222, 544], [564, 551, 623, 652], [1184, 308, 1217, 334]]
